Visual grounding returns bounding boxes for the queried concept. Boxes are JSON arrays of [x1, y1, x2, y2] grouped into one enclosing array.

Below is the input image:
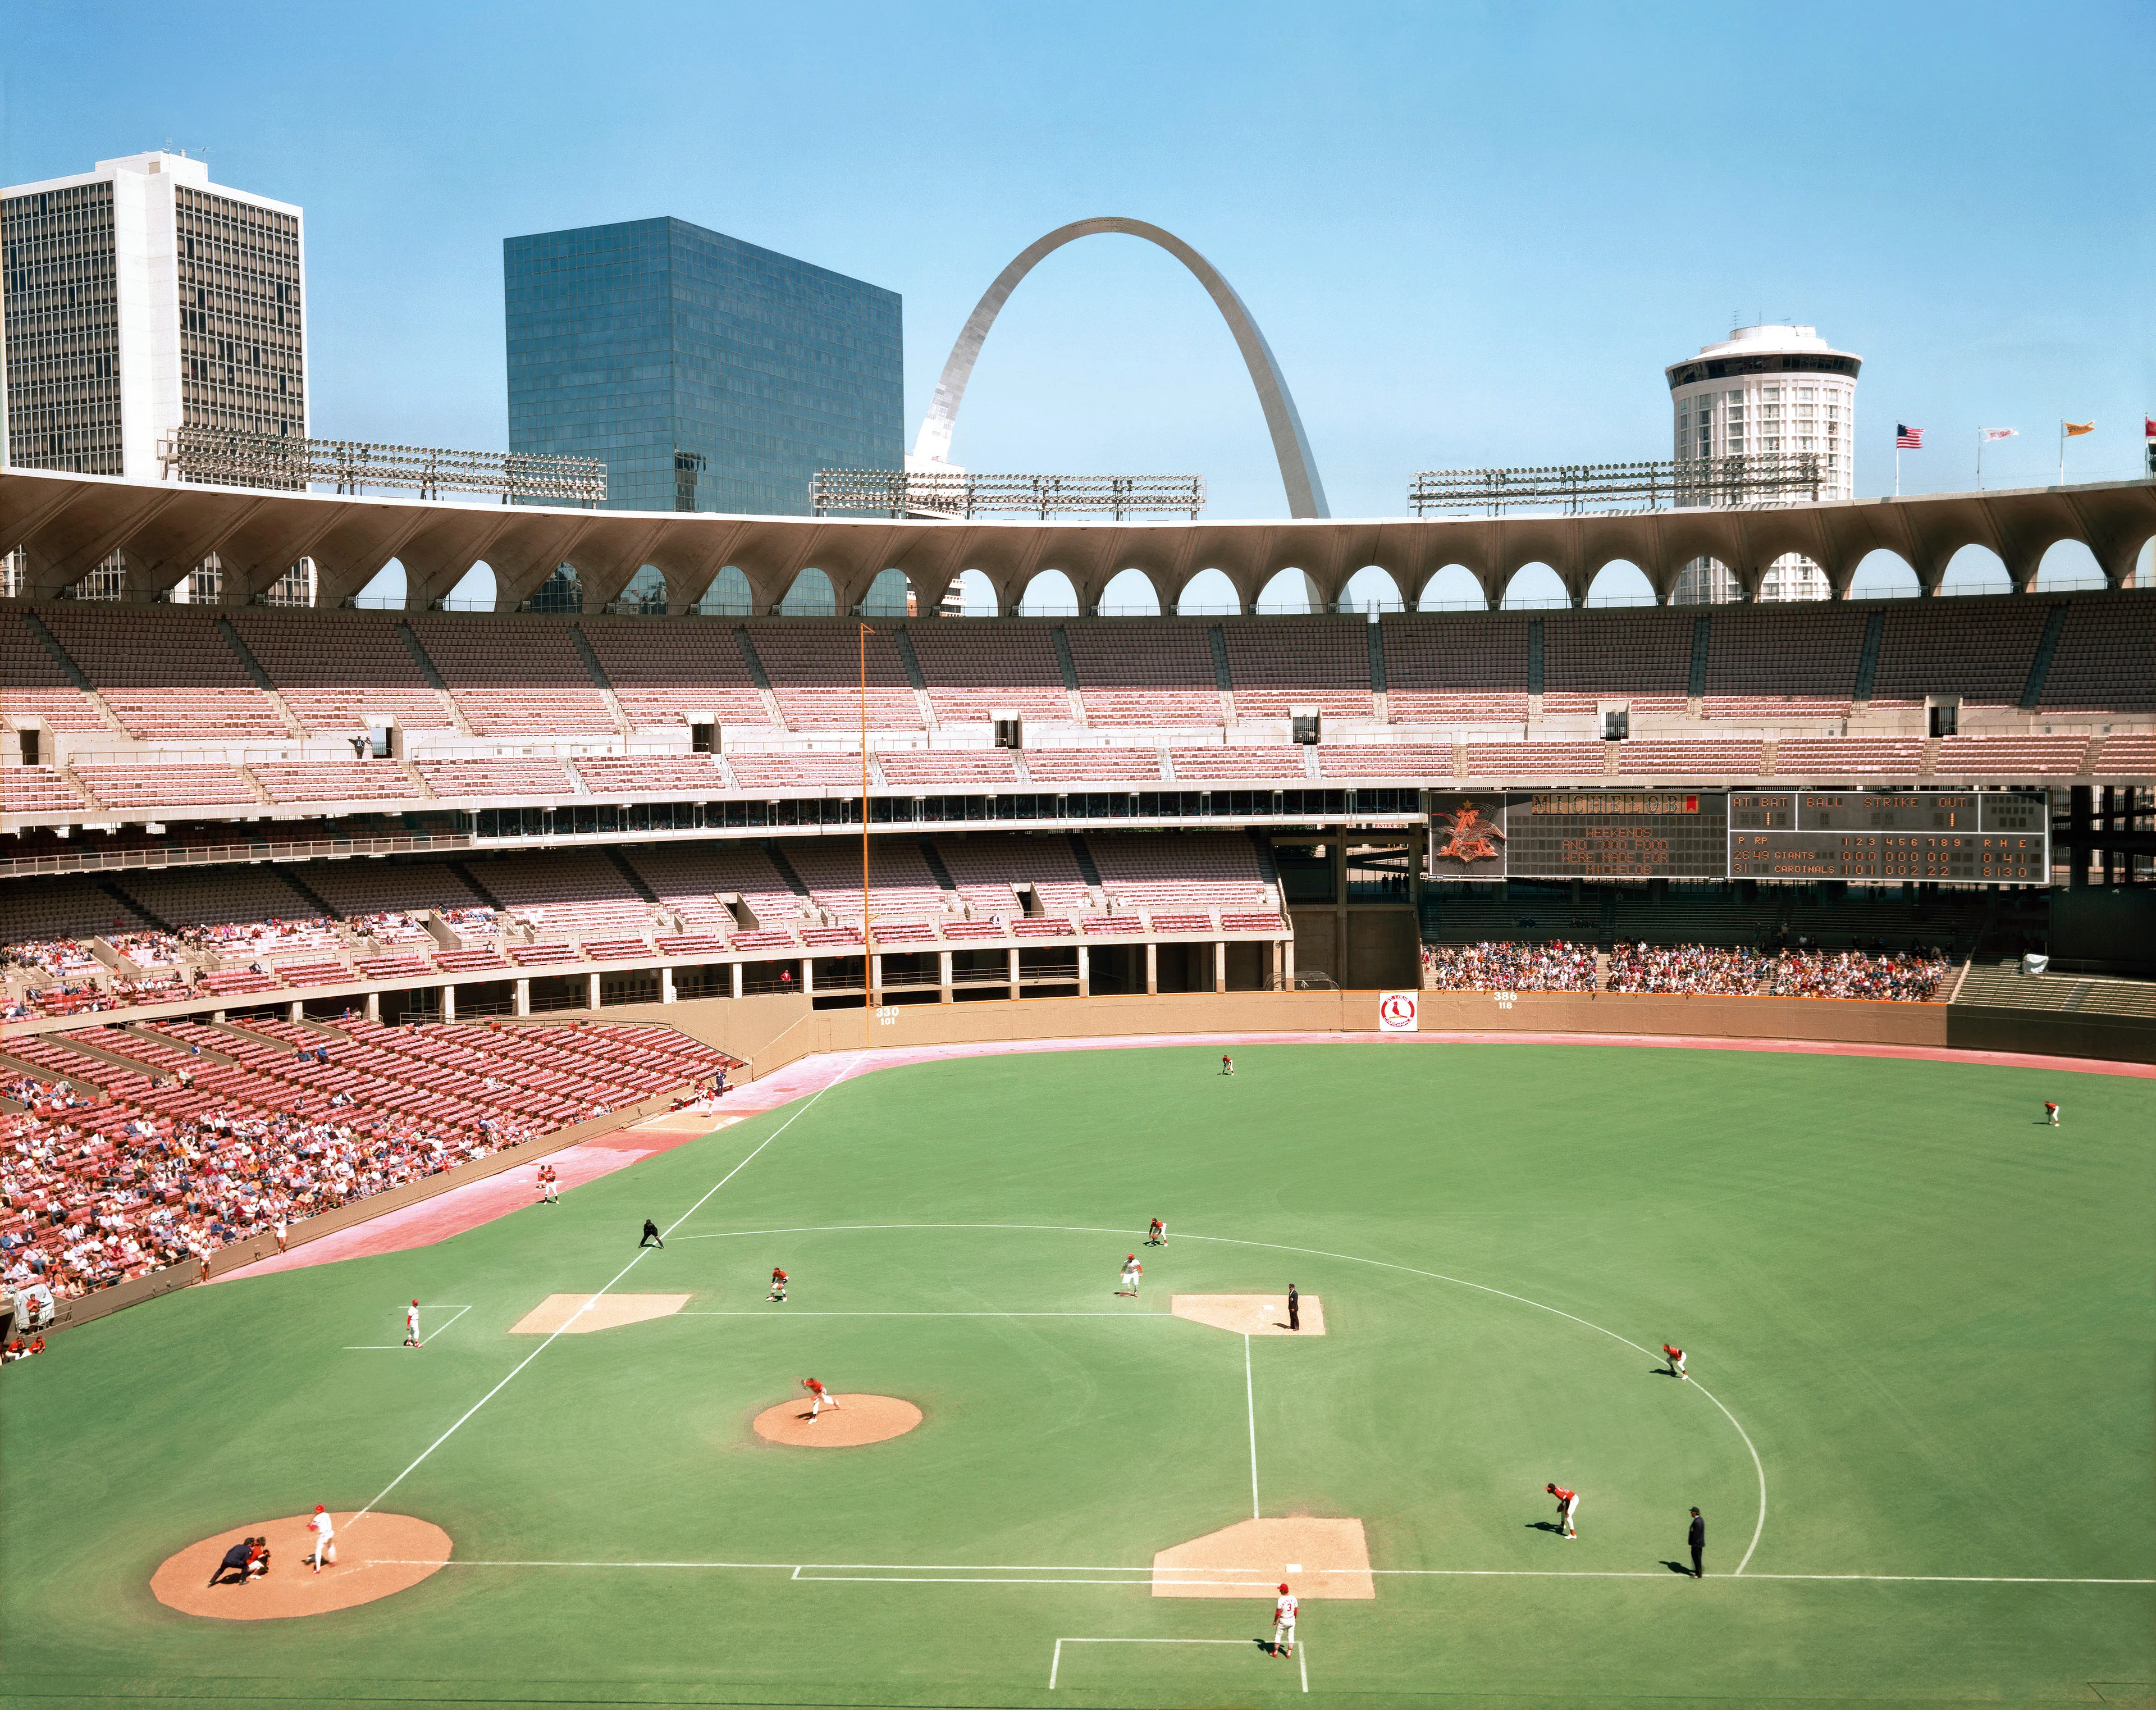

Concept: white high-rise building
[[2, 151, 307, 482], [1665, 323, 1860, 604]]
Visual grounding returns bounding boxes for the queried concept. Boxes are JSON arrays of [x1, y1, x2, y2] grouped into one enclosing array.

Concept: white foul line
[[663, 1220, 1770, 1575], [344, 1302, 473, 1351], [1050, 1637, 1292, 1693], [1244, 1333, 1260, 1520], [675, 1310, 1176, 1318], [349, 1068, 854, 1524]]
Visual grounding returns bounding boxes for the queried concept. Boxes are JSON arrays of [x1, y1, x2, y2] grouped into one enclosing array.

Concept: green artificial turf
[[1, 1041, 2149, 1709]]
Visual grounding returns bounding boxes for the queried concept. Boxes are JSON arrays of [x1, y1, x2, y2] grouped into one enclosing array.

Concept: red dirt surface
[[751, 1393, 922, 1447], [1153, 1516, 1373, 1599], [1172, 1293, 1326, 1336], [150, 1512, 449, 1620]]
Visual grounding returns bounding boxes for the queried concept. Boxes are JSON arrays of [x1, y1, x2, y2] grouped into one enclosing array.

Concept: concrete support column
[[514, 978, 530, 1017], [870, 952, 883, 1001], [1214, 941, 1227, 993], [1007, 946, 1021, 1000], [939, 950, 954, 1003], [1283, 940, 1295, 989], [586, 972, 601, 1009], [801, 958, 815, 997], [1077, 943, 1090, 997], [731, 963, 743, 1000], [1145, 941, 1158, 995], [440, 984, 456, 1022], [212, 1009, 227, 1024], [660, 967, 675, 1004], [288, 1001, 303, 1023], [364, 992, 380, 1023]]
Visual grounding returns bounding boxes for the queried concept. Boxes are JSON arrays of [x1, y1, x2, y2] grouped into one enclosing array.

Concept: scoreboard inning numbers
[[1428, 790, 2049, 883]]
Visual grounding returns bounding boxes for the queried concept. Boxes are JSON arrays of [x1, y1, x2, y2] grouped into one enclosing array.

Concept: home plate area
[[1152, 1517, 1373, 1599]]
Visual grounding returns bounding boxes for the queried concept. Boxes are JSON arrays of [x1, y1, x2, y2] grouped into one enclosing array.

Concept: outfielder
[[404, 1298, 422, 1347], [1546, 1483, 1578, 1538], [1272, 1582, 1298, 1657], [768, 1266, 788, 1301], [1663, 1343, 1687, 1379]]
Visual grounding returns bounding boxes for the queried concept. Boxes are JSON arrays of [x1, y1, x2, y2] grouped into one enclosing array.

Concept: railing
[[0, 832, 473, 881]]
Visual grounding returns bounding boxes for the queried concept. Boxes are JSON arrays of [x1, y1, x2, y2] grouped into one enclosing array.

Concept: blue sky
[[4, 0, 2150, 603]]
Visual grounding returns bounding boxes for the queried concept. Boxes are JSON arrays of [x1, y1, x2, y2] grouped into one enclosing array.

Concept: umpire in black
[[1687, 1507, 1705, 1578]]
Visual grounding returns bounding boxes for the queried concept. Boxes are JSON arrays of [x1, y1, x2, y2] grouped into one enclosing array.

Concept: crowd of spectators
[[1605, 942, 1763, 995], [183, 918, 340, 959], [0, 1020, 737, 1305], [2, 939, 100, 978], [1421, 940, 1597, 991], [347, 910, 430, 946], [1761, 948, 1950, 1001]]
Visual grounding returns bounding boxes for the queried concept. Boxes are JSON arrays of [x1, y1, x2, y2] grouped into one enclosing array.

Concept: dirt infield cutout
[[151, 1513, 450, 1621], [510, 1293, 690, 1334], [1153, 1517, 1373, 1599], [1171, 1293, 1327, 1337], [752, 1394, 923, 1447]]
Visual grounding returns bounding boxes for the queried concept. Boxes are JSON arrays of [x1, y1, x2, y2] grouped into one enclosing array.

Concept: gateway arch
[[912, 217, 1331, 519]]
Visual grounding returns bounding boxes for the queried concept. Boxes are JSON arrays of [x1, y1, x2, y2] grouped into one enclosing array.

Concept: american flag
[[1895, 425, 1924, 449]]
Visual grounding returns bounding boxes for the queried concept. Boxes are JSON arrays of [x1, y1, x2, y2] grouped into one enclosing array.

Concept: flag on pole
[[1895, 425, 1925, 448], [2061, 420, 2094, 438], [1982, 427, 2018, 441], [2145, 416, 2155, 439]]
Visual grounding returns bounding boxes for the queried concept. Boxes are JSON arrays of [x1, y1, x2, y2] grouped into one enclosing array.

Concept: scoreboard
[[1428, 789, 2049, 883]]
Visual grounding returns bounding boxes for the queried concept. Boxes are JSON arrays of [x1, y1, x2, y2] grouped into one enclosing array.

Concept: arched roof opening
[[1848, 549, 1919, 599], [1255, 567, 1319, 614], [354, 559, 406, 608], [2034, 538, 2108, 592], [526, 563, 576, 613], [777, 567, 836, 617], [951, 569, 1000, 616], [1097, 568, 1159, 616], [1938, 544, 2011, 597], [615, 565, 668, 615], [698, 566, 754, 616], [1018, 568, 1081, 617], [1338, 565, 1404, 617], [1176, 567, 1241, 615], [1583, 559, 1654, 606], [859, 568, 913, 617], [1417, 564, 1486, 610], [1500, 563, 1568, 609]]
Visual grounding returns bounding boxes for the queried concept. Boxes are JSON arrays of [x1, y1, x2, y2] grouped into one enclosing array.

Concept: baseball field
[[2, 1038, 2150, 1709]]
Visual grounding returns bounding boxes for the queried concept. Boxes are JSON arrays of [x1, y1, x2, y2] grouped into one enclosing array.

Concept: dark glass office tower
[[504, 218, 902, 515]]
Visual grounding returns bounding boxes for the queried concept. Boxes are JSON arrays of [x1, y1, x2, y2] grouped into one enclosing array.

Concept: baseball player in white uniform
[[307, 1504, 337, 1572], [1118, 1254, 1142, 1296], [404, 1299, 422, 1347], [1272, 1582, 1298, 1657]]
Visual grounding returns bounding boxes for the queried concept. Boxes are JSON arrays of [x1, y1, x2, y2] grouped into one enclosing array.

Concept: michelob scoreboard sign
[[1428, 790, 2048, 883]]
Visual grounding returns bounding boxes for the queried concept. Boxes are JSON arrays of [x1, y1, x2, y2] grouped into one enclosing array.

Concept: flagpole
[[1895, 446, 1901, 498], [2057, 421, 2065, 485], [1977, 428, 1984, 491]]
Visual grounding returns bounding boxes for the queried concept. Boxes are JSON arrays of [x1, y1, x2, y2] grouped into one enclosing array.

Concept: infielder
[[1663, 1343, 1687, 1379], [768, 1266, 788, 1302], [1146, 1217, 1167, 1246], [1272, 1582, 1298, 1658], [306, 1504, 337, 1572], [801, 1376, 841, 1418], [1118, 1253, 1142, 1296], [1546, 1482, 1578, 1538], [404, 1298, 422, 1347]]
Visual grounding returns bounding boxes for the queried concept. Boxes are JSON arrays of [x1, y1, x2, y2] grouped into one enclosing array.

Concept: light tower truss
[[158, 427, 608, 506], [812, 468, 1204, 521], [1410, 453, 1824, 517]]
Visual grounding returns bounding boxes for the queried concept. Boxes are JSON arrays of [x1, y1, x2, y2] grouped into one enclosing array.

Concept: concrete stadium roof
[[2, 467, 2149, 617]]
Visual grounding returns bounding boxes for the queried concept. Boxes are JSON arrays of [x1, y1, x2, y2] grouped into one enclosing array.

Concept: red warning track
[[214, 1026, 2148, 1282]]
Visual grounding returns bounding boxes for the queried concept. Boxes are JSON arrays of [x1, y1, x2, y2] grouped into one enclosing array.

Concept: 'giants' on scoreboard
[[1428, 790, 2049, 883]]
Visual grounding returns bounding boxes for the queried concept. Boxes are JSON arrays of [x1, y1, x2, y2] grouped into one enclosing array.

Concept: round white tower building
[[1665, 323, 1861, 602]]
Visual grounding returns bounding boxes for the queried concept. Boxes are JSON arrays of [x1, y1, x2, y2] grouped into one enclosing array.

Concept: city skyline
[[1, 0, 2148, 604]]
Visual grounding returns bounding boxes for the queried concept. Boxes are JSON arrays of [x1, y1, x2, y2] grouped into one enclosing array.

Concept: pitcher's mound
[[1153, 1517, 1373, 1599], [510, 1292, 689, 1334], [151, 1513, 449, 1621], [752, 1394, 922, 1447], [1172, 1293, 1325, 1336]]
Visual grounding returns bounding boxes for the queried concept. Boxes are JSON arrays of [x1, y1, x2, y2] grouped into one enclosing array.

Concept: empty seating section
[[74, 764, 258, 809], [1220, 619, 1373, 718], [1065, 622, 1221, 726], [726, 751, 873, 790], [1170, 746, 1309, 780], [785, 840, 951, 923], [1868, 599, 2052, 709], [907, 622, 1072, 723], [1020, 747, 1165, 782], [572, 756, 729, 796], [468, 852, 654, 941], [115, 868, 325, 934], [1615, 741, 1765, 777], [2, 768, 92, 814], [1773, 738, 1927, 777], [41, 608, 289, 739], [299, 861, 486, 922], [415, 757, 577, 798], [1462, 742, 1605, 776], [1317, 744, 1454, 779], [579, 619, 770, 729], [747, 623, 920, 729], [409, 616, 615, 734], [622, 843, 803, 932], [2039, 596, 2154, 713], [229, 610, 454, 733], [1091, 831, 1269, 913], [0, 610, 108, 730], [935, 833, 1091, 918], [2097, 734, 2155, 777], [875, 750, 1021, 788], [1382, 614, 1530, 723], [1541, 610, 1692, 715], [1933, 736, 2089, 775], [1700, 604, 1865, 719], [0, 878, 145, 944], [249, 761, 423, 804]]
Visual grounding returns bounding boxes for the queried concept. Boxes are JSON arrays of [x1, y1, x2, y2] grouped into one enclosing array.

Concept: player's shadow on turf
[[1660, 1560, 1694, 1576], [1525, 1521, 1565, 1534], [1650, 1365, 1682, 1378]]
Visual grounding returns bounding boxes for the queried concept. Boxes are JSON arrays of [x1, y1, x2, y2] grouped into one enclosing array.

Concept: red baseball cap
[[1278, 1581, 1290, 1593]]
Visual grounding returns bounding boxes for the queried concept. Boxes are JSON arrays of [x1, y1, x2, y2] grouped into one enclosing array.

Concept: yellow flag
[[2063, 420, 2095, 437]]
